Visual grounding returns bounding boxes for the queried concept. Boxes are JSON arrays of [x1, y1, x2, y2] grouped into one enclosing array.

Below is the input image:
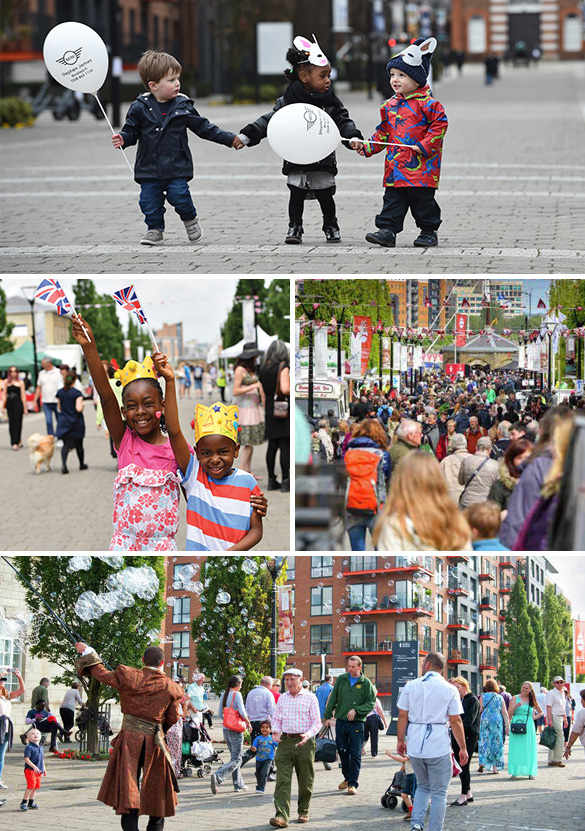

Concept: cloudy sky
[[1, 277, 276, 345], [548, 556, 585, 618]]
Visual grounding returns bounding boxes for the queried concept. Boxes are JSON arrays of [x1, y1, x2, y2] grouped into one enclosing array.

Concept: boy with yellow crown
[[153, 353, 265, 550]]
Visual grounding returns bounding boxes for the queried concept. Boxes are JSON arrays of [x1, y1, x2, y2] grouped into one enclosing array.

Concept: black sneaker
[[267, 478, 281, 491], [285, 225, 303, 244], [62, 466, 69, 475], [28, 801, 39, 810], [80, 464, 89, 471], [365, 229, 396, 247], [413, 230, 438, 247], [324, 226, 341, 243], [280, 479, 290, 492]]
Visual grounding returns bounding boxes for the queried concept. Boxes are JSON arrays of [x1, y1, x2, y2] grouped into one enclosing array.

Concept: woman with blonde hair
[[508, 681, 542, 780], [373, 451, 472, 550], [449, 676, 480, 806]]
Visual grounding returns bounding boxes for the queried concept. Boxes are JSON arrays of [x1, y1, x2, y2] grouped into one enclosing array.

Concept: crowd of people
[[308, 368, 584, 550]]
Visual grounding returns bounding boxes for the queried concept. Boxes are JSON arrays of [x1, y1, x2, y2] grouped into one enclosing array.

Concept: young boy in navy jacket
[[357, 38, 448, 249], [112, 50, 243, 246]]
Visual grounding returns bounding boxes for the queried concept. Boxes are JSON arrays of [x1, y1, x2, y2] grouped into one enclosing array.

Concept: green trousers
[[273, 735, 316, 821]]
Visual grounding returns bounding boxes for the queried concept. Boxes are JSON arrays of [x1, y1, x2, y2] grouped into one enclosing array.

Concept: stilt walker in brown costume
[[75, 641, 184, 831]]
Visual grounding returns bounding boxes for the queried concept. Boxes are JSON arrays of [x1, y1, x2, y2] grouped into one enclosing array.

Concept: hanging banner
[[445, 363, 465, 378], [518, 343, 525, 370], [278, 585, 294, 654], [422, 351, 442, 366], [575, 620, 585, 676], [414, 345, 423, 369], [314, 325, 328, 377], [455, 313, 468, 348], [400, 345, 408, 372], [350, 329, 362, 376], [382, 337, 391, 370], [392, 341, 401, 371], [566, 336, 576, 377], [353, 316, 373, 375], [242, 299, 255, 343]]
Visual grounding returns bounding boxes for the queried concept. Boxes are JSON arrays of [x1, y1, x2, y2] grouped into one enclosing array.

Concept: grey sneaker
[[140, 229, 163, 246], [183, 217, 202, 242]]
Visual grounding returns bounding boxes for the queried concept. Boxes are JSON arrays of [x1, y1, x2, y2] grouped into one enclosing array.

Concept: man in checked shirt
[[269, 667, 322, 828]]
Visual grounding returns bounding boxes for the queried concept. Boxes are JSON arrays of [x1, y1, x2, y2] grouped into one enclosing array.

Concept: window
[[286, 556, 295, 580], [435, 596, 443, 623], [310, 663, 331, 683], [171, 632, 190, 658], [436, 630, 444, 653], [470, 640, 478, 665], [395, 580, 414, 608], [348, 622, 377, 651], [362, 662, 377, 685], [349, 583, 377, 611], [0, 636, 23, 695], [311, 586, 333, 616], [470, 577, 477, 601], [349, 555, 377, 572], [310, 624, 332, 655], [172, 597, 190, 624], [311, 556, 333, 578], [395, 621, 418, 641], [422, 626, 431, 652]]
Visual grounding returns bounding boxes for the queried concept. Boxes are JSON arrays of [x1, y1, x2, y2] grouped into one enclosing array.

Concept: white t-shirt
[[572, 708, 585, 747], [397, 671, 463, 759], [0, 695, 12, 718], [545, 687, 566, 717], [61, 689, 83, 711], [37, 367, 62, 404]]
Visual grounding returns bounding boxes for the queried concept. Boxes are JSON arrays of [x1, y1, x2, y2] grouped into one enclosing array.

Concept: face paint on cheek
[[155, 411, 162, 419]]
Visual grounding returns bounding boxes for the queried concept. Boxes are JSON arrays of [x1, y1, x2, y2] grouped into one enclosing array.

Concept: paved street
[[1, 62, 584, 274], [0, 728, 582, 830], [0, 392, 289, 551]]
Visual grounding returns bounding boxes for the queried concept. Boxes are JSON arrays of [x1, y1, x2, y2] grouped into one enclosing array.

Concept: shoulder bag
[[539, 725, 557, 749], [223, 691, 247, 733], [510, 699, 531, 735], [273, 361, 289, 419], [458, 455, 490, 507], [315, 725, 337, 763]]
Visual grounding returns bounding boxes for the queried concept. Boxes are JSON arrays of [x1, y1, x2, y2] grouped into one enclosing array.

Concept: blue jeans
[[409, 753, 452, 831], [255, 758, 272, 791], [335, 719, 364, 788], [139, 179, 196, 229], [0, 736, 8, 780], [42, 402, 58, 435], [215, 728, 244, 788], [347, 516, 376, 551]]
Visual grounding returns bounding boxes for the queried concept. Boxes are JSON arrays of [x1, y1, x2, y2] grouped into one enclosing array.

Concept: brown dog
[[27, 433, 55, 474]]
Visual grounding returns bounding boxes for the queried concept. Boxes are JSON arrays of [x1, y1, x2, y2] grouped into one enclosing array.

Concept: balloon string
[[93, 93, 134, 176], [354, 138, 417, 149]]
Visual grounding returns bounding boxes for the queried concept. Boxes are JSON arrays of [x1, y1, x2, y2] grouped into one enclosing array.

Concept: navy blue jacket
[[120, 93, 235, 183]]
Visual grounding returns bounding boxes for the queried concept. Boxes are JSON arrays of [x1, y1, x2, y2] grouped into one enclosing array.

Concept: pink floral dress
[[109, 429, 181, 551]]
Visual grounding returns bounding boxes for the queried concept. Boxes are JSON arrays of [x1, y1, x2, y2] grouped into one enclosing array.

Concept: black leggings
[[266, 436, 290, 481], [287, 185, 337, 229], [61, 437, 84, 469], [7, 399, 23, 445]]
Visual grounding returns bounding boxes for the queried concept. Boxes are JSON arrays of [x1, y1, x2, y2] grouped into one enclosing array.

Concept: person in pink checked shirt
[[269, 668, 322, 828]]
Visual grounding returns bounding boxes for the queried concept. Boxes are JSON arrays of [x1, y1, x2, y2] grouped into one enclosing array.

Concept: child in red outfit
[[21, 728, 45, 811], [358, 37, 448, 249]]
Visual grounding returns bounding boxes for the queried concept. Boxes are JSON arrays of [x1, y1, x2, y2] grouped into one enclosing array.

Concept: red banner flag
[[575, 620, 585, 676], [455, 313, 468, 347], [353, 315, 373, 374]]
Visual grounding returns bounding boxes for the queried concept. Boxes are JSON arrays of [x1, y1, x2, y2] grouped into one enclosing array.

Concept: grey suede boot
[[140, 229, 163, 246]]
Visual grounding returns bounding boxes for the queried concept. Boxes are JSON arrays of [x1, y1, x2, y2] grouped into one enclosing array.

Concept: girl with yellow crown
[[72, 315, 181, 550]]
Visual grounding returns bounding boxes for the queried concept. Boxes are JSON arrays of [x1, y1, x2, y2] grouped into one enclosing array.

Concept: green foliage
[[549, 280, 585, 329], [527, 604, 549, 686], [192, 557, 287, 697], [70, 280, 125, 365], [499, 576, 538, 692], [0, 97, 34, 127], [542, 584, 573, 684], [127, 315, 152, 359], [221, 279, 290, 349], [0, 283, 15, 354]]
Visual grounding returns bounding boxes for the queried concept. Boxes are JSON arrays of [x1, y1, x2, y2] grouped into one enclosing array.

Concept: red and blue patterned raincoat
[[362, 85, 447, 189]]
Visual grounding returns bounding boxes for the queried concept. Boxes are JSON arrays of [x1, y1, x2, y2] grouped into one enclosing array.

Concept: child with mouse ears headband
[[237, 34, 363, 245], [357, 37, 448, 250]]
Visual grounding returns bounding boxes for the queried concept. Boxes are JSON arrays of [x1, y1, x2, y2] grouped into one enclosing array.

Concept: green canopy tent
[[0, 341, 62, 383]]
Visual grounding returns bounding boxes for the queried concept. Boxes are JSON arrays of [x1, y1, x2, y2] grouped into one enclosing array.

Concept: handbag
[[451, 752, 462, 777], [222, 691, 246, 733], [273, 361, 289, 419], [540, 725, 557, 750], [315, 726, 337, 763], [510, 700, 530, 735]]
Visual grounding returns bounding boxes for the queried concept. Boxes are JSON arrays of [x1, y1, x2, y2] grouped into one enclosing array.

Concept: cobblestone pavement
[[0, 730, 582, 830], [0, 393, 289, 551], [1, 63, 585, 274]]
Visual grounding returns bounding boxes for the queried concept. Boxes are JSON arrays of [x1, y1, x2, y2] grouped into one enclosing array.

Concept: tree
[[498, 576, 538, 692], [527, 604, 549, 686], [192, 557, 287, 697], [71, 279, 125, 365], [0, 283, 14, 354], [127, 315, 151, 359], [263, 279, 291, 343], [221, 279, 268, 348], [542, 584, 573, 684], [12, 556, 166, 754]]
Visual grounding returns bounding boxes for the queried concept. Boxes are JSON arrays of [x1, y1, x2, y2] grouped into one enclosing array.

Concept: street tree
[[0, 284, 14, 354], [542, 584, 573, 684], [221, 279, 268, 348], [498, 576, 538, 692], [263, 279, 291, 343], [527, 604, 549, 686], [12, 556, 165, 754], [191, 556, 286, 697]]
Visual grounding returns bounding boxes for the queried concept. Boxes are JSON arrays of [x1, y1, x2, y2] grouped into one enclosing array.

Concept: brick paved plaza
[[1, 63, 584, 274]]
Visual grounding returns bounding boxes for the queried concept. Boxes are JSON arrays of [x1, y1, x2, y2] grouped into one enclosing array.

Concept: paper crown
[[293, 34, 329, 67], [114, 355, 157, 389], [194, 402, 240, 445]]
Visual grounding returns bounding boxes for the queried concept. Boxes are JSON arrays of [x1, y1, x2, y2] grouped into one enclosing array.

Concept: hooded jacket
[[119, 93, 235, 183], [362, 85, 447, 188], [499, 451, 553, 549]]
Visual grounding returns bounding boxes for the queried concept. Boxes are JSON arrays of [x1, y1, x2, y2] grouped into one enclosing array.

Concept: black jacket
[[120, 92, 235, 183], [240, 81, 362, 176]]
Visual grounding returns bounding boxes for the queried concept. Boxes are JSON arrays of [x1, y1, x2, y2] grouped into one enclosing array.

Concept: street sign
[[389, 640, 419, 735]]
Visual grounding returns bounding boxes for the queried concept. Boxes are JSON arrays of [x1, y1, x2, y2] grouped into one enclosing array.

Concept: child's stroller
[[181, 712, 221, 778], [380, 769, 415, 812]]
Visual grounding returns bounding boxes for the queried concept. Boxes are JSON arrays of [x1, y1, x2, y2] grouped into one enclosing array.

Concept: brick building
[[155, 321, 183, 364], [386, 280, 448, 331]]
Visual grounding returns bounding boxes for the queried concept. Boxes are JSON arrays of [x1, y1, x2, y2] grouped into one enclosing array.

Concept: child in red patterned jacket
[[357, 37, 448, 249]]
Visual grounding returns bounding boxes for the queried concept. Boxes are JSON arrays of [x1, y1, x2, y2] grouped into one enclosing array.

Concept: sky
[[547, 556, 585, 618], [1, 277, 274, 345]]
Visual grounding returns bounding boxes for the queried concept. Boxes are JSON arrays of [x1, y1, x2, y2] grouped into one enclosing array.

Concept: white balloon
[[267, 103, 341, 165], [43, 22, 109, 94]]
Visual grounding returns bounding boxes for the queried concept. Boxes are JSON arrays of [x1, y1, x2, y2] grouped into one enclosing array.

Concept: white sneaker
[[140, 229, 164, 246], [0, 781, 7, 789]]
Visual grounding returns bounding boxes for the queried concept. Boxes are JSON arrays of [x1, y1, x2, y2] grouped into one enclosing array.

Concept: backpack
[[344, 446, 384, 515]]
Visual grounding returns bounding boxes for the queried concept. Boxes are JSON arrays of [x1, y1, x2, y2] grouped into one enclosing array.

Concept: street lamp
[[20, 285, 39, 386], [265, 557, 286, 678]]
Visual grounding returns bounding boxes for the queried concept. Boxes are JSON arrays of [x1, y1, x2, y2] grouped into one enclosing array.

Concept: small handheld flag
[[35, 278, 90, 341], [112, 285, 159, 351]]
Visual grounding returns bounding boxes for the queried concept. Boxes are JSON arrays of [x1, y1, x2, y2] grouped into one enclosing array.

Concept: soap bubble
[[74, 591, 102, 621], [216, 591, 231, 606], [336, 572, 343, 579], [172, 581, 182, 590], [238, 666, 245, 673], [166, 597, 177, 607], [95, 555, 124, 569], [247, 621, 256, 630], [147, 629, 160, 641], [300, 620, 307, 628], [186, 581, 203, 595], [227, 627, 235, 634], [242, 559, 258, 575], [67, 555, 92, 573], [353, 616, 361, 622], [106, 565, 159, 600]]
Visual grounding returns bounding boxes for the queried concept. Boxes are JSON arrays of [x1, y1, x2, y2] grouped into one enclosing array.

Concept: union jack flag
[[112, 285, 146, 324], [35, 278, 72, 316]]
